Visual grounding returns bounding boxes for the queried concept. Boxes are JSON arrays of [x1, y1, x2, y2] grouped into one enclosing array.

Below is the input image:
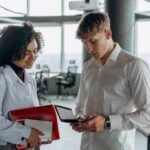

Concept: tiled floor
[[39, 95, 81, 150]]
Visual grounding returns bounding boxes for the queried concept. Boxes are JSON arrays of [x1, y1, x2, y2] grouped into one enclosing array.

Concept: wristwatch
[[104, 116, 111, 130]]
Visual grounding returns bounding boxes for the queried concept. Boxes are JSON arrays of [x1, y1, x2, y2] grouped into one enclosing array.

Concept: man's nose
[[85, 43, 93, 52]]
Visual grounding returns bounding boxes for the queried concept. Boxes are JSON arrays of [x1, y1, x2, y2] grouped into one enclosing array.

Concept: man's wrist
[[104, 116, 111, 130]]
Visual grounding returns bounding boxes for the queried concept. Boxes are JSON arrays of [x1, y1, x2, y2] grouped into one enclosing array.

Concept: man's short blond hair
[[76, 11, 110, 39]]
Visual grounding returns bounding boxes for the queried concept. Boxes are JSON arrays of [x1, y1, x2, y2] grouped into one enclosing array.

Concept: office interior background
[[0, 0, 150, 149]]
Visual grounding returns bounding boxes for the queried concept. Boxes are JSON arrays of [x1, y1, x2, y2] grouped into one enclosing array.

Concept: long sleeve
[[75, 68, 88, 118], [0, 70, 31, 145], [109, 60, 150, 130], [0, 117, 31, 144]]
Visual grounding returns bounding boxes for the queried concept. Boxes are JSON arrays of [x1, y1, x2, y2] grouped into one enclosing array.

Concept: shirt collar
[[106, 43, 122, 62], [94, 43, 122, 67], [4, 65, 32, 86]]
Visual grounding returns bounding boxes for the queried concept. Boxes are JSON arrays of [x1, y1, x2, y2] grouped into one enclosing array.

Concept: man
[[72, 11, 150, 150]]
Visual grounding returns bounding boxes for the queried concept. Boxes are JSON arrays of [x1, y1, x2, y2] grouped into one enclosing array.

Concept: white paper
[[25, 119, 52, 141]]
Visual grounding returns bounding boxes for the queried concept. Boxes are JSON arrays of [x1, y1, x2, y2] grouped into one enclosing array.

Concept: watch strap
[[104, 116, 111, 130]]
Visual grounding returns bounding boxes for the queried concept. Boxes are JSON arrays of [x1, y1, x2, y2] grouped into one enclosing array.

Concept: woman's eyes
[[24, 50, 38, 55]]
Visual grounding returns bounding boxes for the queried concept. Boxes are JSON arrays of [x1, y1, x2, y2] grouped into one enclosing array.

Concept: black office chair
[[56, 66, 78, 97]]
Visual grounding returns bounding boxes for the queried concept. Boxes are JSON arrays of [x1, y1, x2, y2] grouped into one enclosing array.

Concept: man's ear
[[104, 28, 112, 39]]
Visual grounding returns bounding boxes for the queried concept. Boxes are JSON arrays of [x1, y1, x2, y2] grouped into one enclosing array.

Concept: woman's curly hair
[[0, 22, 44, 66]]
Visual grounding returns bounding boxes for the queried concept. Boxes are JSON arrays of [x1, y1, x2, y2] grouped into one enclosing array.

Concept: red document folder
[[9, 104, 60, 150]]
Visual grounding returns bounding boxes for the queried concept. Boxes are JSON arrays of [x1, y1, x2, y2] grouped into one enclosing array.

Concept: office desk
[[30, 72, 59, 95], [48, 73, 59, 78], [29, 72, 58, 79]]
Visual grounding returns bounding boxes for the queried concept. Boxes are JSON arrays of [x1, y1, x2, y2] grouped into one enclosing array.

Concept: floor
[[39, 95, 82, 150]]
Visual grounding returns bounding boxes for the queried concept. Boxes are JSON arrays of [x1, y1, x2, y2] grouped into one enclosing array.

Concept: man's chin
[[93, 55, 99, 59]]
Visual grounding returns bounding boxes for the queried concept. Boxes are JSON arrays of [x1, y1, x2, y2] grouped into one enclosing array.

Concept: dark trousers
[[0, 143, 40, 150], [0, 143, 16, 150]]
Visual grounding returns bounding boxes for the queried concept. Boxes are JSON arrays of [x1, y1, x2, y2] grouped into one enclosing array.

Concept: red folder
[[9, 104, 60, 150]]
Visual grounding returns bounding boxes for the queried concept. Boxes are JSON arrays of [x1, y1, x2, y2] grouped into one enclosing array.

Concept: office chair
[[56, 66, 78, 97], [35, 64, 50, 102], [41, 64, 50, 93]]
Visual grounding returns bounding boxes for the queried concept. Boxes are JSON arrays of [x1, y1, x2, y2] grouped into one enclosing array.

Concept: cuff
[[75, 112, 86, 120], [21, 126, 31, 139], [109, 115, 122, 130]]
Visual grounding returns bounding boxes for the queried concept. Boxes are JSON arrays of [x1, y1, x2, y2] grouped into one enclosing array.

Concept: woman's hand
[[41, 139, 52, 145], [27, 128, 43, 148], [27, 128, 52, 148]]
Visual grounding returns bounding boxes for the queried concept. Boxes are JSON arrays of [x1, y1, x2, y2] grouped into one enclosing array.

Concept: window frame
[[0, 0, 83, 73]]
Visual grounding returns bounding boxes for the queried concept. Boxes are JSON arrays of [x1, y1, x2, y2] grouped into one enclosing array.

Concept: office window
[[35, 26, 61, 72], [136, 21, 150, 65], [33, 24, 83, 73], [0, 0, 83, 73], [136, 0, 150, 11], [30, 0, 62, 16], [136, 0, 150, 65], [0, 0, 26, 16], [64, 24, 82, 72]]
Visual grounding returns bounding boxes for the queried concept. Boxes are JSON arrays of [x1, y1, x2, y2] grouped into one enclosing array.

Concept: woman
[[0, 22, 51, 150]]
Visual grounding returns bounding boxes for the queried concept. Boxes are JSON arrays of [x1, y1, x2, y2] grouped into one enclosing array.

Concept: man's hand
[[71, 114, 106, 132]]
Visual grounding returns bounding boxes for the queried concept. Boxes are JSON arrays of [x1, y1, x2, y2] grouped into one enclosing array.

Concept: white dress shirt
[[75, 44, 150, 150], [0, 65, 39, 145]]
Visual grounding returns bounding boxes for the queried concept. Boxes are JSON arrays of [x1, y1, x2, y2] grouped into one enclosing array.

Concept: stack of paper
[[25, 119, 53, 141]]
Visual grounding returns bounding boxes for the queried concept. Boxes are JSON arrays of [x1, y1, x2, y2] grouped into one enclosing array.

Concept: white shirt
[[75, 44, 150, 150], [0, 65, 39, 145]]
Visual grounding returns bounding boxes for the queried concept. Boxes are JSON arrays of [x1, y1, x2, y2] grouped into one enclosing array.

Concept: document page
[[25, 119, 53, 141]]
